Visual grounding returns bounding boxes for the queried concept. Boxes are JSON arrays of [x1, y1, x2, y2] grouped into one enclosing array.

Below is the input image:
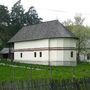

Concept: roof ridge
[[23, 20, 59, 27]]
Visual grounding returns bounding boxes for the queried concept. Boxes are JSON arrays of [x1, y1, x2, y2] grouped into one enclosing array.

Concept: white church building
[[9, 20, 78, 66]]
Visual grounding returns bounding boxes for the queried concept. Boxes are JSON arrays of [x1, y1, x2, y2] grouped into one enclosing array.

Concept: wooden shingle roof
[[8, 20, 77, 43]]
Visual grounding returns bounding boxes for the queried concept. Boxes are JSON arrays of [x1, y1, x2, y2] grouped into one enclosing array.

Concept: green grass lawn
[[0, 61, 90, 81]]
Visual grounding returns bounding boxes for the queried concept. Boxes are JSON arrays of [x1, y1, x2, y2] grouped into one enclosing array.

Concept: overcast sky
[[0, 0, 90, 26]]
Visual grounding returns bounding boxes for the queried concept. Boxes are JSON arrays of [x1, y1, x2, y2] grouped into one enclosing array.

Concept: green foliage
[[0, 5, 10, 26], [63, 15, 90, 61], [0, 0, 42, 50], [67, 25, 88, 51], [24, 6, 42, 25], [0, 5, 10, 49], [74, 14, 85, 25], [85, 26, 90, 38], [10, 0, 42, 33], [11, 0, 25, 27]]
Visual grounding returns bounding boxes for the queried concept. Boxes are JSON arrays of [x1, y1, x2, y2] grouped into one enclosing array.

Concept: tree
[[0, 5, 10, 26], [24, 6, 42, 25], [74, 14, 85, 25], [10, 0, 25, 29], [73, 15, 87, 62], [0, 0, 43, 50], [0, 5, 10, 49], [10, 0, 42, 35], [63, 19, 73, 26], [63, 14, 88, 62]]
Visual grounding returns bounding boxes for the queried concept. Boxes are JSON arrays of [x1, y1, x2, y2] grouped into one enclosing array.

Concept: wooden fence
[[0, 78, 90, 90]]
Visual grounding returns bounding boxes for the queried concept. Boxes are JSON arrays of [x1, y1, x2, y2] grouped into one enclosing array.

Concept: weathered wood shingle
[[8, 20, 77, 43]]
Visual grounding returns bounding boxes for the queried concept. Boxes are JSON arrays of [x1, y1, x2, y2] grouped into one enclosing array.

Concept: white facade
[[14, 38, 77, 66]]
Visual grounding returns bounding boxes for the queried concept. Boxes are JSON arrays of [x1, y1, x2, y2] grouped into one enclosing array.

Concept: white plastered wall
[[14, 38, 77, 66], [14, 39, 49, 65], [49, 38, 77, 66]]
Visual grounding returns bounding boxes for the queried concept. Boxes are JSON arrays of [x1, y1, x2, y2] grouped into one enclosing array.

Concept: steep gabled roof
[[8, 20, 77, 43]]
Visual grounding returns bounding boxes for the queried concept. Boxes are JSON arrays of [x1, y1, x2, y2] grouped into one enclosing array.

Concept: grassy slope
[[0, 62, 90, 81]]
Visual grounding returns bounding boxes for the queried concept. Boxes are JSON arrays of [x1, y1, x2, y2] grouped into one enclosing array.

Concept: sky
[[0, 0, 90, 26]]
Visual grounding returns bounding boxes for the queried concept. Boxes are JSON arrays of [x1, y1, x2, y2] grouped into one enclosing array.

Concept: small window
[[34, 52, 36, 57], [87, 54, 90, 60], [71, 51, 73, 58], [40, 52, 42, 57], [20, 53, 22, 58]]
